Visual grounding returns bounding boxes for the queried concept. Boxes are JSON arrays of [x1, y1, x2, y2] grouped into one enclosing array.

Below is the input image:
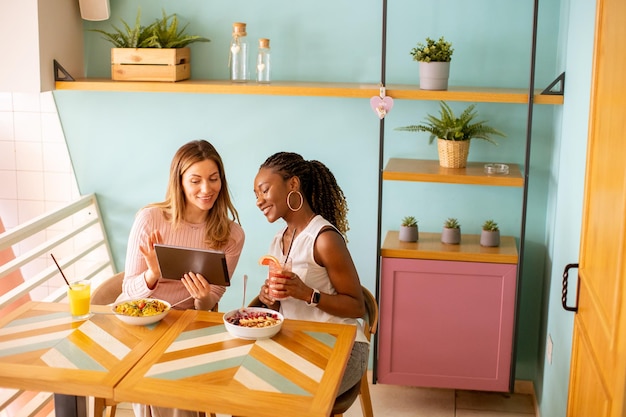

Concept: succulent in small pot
[[410, 36, 454, 90], [480, 219, 501, 247], [410, 36, 454, 63], [399, 216, 419, 242], [441, 217, 461, 245]]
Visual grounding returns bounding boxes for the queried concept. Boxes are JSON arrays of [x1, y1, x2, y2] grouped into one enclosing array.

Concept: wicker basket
[[437, 139, 470, 168]]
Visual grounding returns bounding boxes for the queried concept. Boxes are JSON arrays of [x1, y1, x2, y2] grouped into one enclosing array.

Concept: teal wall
[[535, 0, 595, 416], [53, 0, 595, 410]]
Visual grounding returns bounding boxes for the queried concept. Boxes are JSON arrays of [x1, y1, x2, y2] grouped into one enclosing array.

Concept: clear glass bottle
[[256, 38, 271, 83], [229, 22, 248, 82]]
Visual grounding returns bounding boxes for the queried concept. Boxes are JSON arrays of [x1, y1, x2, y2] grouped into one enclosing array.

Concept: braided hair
[[260, 152, 350, 238]]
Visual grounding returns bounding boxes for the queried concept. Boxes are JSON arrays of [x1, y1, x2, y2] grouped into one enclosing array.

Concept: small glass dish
[[484, 163, 509, 175]]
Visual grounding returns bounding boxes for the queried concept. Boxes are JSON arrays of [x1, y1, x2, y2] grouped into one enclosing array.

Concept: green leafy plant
[[395, 101, 506, 144], [401, 216, 418, 227], [482, 219, 499, 231], [444, 218, 460, 229], [91, 9, 210, 48], [410, 36, 454, 62]]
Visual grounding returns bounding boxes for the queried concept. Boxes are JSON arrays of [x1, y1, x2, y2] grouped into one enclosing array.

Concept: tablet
[[154, 244, 230, 286]]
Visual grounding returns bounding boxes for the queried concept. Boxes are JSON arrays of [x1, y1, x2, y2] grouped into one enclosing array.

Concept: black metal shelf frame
[[372, 0, 543, 391]]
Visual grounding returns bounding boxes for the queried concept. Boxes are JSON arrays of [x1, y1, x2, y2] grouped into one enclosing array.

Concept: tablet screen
[[154, 244, 230, 286]]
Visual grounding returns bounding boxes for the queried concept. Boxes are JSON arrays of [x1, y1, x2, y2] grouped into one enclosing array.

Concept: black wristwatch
[[307, 288, 321, 307]]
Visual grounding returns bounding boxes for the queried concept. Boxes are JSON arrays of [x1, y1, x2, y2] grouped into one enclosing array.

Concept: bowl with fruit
[[223, 307, 284, 340], [112, 298, 171, 325]]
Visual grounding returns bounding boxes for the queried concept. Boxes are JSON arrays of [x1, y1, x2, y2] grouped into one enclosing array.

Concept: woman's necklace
[[283, 213, 316, 265], [283, 227, 297, 266]]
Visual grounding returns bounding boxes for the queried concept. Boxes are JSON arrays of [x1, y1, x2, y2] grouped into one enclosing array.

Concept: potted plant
[[410, 36, 454, 90], [395, 101, 506, 168], [91, 9, 210, 82], [399, 216, 419, 242], [480, 219, 501, 247], [441, 217, 461, 244]]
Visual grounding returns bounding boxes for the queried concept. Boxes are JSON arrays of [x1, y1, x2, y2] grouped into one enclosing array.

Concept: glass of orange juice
[[269, 258, 292, 300], [68, 280, 91, 320]]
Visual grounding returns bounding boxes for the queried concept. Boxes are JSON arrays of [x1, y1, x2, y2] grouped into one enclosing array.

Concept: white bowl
[[223, 307, 284, 340], [111, 298, 171, 325]]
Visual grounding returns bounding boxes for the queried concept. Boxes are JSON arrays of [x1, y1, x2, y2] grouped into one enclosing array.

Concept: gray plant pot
[[419, 61, 451, 91], [399, 225, 419, 242], [441, 227, 461, 245], [480, 230, 500, 247]]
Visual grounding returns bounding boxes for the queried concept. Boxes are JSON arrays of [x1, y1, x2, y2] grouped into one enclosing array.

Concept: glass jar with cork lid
[[229, 22, 249, 82], [256, 38, 271, 83]]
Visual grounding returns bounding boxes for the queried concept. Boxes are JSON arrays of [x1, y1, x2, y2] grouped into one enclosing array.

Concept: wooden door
[[567, 0, 626, 415]]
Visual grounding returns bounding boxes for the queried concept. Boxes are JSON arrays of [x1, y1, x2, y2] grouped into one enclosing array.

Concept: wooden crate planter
[[111, 48, 191, 82]]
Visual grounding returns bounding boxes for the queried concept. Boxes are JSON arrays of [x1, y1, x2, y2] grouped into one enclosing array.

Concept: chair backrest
[[91, 272, 124, 305], [360, 285, 378, 342]]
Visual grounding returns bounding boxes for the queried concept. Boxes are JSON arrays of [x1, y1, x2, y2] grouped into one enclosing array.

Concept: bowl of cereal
[[223, 307, 284, 340], [112, 298, 171, 325]]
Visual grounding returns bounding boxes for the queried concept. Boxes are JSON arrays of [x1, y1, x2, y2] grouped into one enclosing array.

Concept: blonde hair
[[149, 140, 240, 248]]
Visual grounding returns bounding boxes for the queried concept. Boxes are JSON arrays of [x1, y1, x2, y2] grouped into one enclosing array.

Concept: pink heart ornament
[[370, 96, 394, 119]]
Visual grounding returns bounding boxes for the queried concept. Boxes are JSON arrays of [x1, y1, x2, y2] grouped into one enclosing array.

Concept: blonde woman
[[121, 140, 245, 417]]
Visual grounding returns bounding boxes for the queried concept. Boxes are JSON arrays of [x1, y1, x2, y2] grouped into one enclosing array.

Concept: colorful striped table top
[[115, 309, 357, 417], [0, 301, 179, 399]]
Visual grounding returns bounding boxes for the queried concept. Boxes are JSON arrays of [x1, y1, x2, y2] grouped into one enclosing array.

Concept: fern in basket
[[396, 101, 506, 144]]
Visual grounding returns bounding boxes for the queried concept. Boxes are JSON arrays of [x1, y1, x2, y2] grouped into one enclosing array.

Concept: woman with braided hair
[[253, 151, 369, 396]]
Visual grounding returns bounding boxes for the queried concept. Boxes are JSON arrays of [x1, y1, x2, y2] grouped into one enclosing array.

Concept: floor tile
[[456, 411, 535, 417], [110, 374, 538, 417], [344, 372, 455, 417], [455, 390, 535, 414]]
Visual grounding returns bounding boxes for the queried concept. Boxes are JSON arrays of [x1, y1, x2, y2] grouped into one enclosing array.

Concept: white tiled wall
[[0, 91, 83, 299], [0, 91, 80, 228]]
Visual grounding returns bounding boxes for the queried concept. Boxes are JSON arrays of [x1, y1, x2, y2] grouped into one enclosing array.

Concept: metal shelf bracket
[[541, 72, 565, 95], [54, 60, 75, 82]]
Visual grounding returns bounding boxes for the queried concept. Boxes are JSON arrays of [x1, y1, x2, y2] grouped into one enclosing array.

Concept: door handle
[[562, 263, 580, 312]]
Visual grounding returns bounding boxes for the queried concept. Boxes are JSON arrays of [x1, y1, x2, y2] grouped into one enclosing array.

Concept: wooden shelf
[[381, 231, 519, 264], [55, 79, 379, 98], [55, 79, 564, 104], [383, 158, 524, 186], [386, 84, 564, 105]]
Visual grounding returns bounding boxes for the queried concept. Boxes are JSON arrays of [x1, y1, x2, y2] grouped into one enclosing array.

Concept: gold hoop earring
[[287, 191, 303, 212]]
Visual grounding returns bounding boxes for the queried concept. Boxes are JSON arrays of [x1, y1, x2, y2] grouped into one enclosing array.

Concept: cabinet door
[[377, 257, 517, 392]]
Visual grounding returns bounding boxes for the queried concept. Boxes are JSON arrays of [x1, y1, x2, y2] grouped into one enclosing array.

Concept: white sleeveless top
[[269, 215, 368, 344]]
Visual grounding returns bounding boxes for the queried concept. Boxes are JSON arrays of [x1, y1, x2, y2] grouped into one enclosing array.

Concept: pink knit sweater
[[121, 206, 245, 310]]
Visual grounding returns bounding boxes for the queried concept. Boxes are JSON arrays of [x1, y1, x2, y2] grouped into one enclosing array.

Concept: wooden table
[[114, 309, 357, 417], [0, 303, 357, 417], [0, 301, 180, 416]]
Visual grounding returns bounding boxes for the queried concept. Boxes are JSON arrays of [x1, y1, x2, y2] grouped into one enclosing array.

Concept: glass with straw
[[51, 254, 91, 320], [268, 228, 295, 300]]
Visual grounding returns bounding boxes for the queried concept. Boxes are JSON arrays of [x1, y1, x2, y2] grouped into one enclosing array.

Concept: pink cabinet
[[377, 256, 517, 392]]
